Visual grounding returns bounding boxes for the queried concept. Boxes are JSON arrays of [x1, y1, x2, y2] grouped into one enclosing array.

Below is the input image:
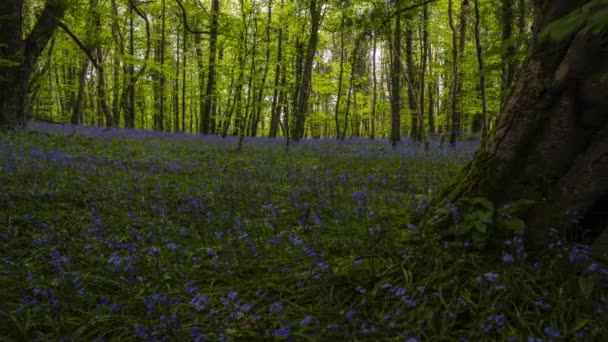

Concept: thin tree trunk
[[390, 9, 402, 147], [473, 0, 488, 136], [334, 8, 346, 139], [268, 0, 284, 138], [201, 0, 219, 134], [292, 0, 325, 141], [370, 35, 377, 140]]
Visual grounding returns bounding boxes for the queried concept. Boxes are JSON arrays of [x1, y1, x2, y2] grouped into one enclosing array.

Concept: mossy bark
[[423, 0, 608, 251]]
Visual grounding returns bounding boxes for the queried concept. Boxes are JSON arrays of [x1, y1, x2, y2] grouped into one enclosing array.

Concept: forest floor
[[0, 123, 607, 341]]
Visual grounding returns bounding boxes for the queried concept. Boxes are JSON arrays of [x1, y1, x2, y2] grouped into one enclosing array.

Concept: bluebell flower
[[269, 301, 284, 315], [190, 326, 208, 341], [273, 327, 290, 338], [189, 294, 209, 312], [534, 300, 551, 310], [109, 303, 122, 313], [502, 252, 515, 263], [300, 315, 313, 326], [354, 258, 364, 266], [185, 283, 198, 294], [134, 325, 149, 339], [345, 309, 356, 320], [543, 326, 562, 338]]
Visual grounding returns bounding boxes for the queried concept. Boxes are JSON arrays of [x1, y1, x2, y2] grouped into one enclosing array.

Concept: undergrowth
[[0, 123, 606, 341]]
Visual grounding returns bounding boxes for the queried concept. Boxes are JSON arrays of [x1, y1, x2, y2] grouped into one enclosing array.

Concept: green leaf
[[505, 218, 525, 232], [474, 222, 487, 233], [471, 197, 494, 212], [578, 276, 595, 298]]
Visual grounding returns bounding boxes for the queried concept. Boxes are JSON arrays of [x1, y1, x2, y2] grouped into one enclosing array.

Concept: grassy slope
[[0, 124, 606, 341]]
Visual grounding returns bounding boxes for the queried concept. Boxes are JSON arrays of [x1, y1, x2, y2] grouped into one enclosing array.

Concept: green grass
[[0, 124, 606, 341]]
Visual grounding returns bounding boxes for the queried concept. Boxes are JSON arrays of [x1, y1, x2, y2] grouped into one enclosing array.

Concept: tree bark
[[473, 0, 488, 137], [424, 0, 608, 252], [291, 0, 325, 141], [201, 0, 219, 134], [0, 0, 67, 127], [390, 8, 402, 147]]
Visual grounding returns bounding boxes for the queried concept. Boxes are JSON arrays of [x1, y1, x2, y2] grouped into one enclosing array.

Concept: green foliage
[[433, 197, 535, 250], [541, 0, 608, 41]]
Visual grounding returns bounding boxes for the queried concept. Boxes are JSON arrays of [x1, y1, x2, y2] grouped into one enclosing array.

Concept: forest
[[1, 0, 608, 340], [3, 0, 528, 142]]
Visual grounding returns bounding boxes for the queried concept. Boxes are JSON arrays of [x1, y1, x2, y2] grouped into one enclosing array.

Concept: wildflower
[[179, 227, 188, 236], [543, 326, 562, 338], [166, 242, 179, 252], [502, 252, 515, 263], [300, 315, 313, 326], [189, 294, 209, 312], [134, 325, 149, 339], [477, 272, 500, 283], [185, 283, 198, 294], [109, 303, 122, 313], [269, 301, 284, 315], [360, 322, 375, 334], [355, 285, 366, 294], [190, 326, 208, 342], [345, 309, 356, 320], [534, 300, 552, 310], [273, 327, 290, 338], [354, 258, 364, 266], [227, 290, 238, 301]]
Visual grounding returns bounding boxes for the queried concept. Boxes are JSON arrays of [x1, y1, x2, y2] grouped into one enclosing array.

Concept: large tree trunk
[[424, 0, 608, 252], [0, 1, 66, 127]]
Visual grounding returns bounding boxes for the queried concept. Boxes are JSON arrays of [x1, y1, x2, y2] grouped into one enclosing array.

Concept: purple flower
[[227, 290, 238, 301], [534, 300, 552, 310], [109, 303, 122, 313], [477, 272, 500, 283], [185, 283, 199, 294], [300, 315, 313, 326], [190, 326, 208, 341], [543, 327, 562, 338], [354, 258, 364, 266], [269, 301, 284, 315], [273, 327, 290, 337], [166, 242, 179, 252], [179, 227, 188, 236], [345, 309, 356, 320], [134, 325, 148, 339], [502, 252, 515, 263], [189, 294, 208, 312]]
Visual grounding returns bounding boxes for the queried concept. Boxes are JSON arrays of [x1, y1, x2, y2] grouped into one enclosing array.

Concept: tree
[[389, 2, 402, 147], [423, 0, 608, 252], [291, 0, 325, 141], [0, 0, 67, 126]]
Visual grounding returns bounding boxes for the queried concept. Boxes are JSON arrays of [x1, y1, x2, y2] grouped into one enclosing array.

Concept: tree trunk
[[71, 59, 90, 125], [501, 0, 516, 107], [473, 0, 488, 137], [268, 1, 284, 138], [201, 0, 219, 134], [390, 9, 402, 147], [291, 0, 324, 141], [424, 0, 608, 252], [0, 0, 66, 127]]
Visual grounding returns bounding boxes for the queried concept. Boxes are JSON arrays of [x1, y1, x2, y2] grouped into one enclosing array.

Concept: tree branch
[[174, 0, 214, 35], [380, 0, 440, 30], [56, 21, 101, 71]]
